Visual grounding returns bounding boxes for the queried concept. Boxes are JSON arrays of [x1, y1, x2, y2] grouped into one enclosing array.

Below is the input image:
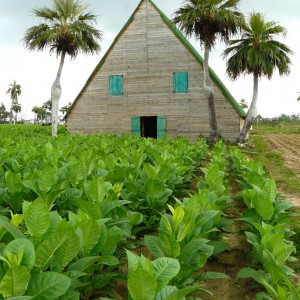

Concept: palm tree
[[173, 0, 244, 144], [23, 0, 103, 137], [6, 80, 21, 124], [223, 12, 293, 143], [12, 101, 22, 123]]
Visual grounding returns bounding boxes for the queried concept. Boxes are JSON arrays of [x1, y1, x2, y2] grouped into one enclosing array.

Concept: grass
[[246, 134, 300, 195]]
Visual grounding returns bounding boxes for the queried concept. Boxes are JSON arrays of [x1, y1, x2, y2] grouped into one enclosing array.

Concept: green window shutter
[[173, 72, 188, 93], [157, 116, 166, 139], [109, 75, 123, 95], [132, 116, 141, 136]]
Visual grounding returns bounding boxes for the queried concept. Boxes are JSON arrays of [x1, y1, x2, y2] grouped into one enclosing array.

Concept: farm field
[[0, 125, 300, 299]]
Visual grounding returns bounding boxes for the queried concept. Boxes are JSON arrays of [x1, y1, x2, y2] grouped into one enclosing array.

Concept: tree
[[0, 103, 9, 123], [59, 101, 72, 116], [6, 80, 21, 124], [239, 99, 248, 109], [23, 0, 103, 137], [12, 101, 22, 123], [173, 0, 244, 144], [223, 12, 293, 143]]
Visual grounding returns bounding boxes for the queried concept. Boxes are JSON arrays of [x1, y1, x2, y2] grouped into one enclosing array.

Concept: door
[[131, 116, 166, 138]]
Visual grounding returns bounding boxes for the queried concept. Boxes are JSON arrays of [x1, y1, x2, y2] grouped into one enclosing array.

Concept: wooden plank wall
[[67, 0, 240, 142]]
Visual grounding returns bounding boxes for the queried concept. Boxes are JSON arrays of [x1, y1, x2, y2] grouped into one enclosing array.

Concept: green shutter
[[132, 116, 141, 136], [157, 116, 166, 139], [173, 72, 188, 93], [109, 75, 123, 95]]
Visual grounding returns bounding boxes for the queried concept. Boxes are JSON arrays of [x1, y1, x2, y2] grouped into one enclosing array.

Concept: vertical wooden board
[[132, 116, 141, 136]]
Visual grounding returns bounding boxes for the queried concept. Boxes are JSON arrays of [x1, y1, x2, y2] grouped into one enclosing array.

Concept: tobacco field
[[0, 125, 300, 300]]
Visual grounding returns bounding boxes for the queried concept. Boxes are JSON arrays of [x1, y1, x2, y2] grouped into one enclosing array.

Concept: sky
[[0, 0, 299, 120]]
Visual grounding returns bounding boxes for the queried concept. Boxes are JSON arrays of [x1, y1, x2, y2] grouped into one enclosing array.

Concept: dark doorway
[[141, 116, 157, 138]]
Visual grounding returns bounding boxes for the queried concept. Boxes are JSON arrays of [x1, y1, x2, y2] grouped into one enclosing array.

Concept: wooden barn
[[65, 0, 246, 141]]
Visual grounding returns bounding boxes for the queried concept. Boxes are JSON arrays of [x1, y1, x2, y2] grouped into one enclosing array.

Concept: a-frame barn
[[65, 0, 245, 141]]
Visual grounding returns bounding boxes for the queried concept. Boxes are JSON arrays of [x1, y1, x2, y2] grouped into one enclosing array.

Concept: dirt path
[[263, 134, 300, 205]]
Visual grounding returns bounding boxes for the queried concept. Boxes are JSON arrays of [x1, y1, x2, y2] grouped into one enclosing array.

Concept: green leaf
[[5, 171, 22, 194], [53, 229, 80, 270], [84, 178, 112, 203], [74, 200, 102, 220], [77, 219, 100, 256], [195, 271, 229, 281], [0, 216, 25, 239], [128, 268, 157, 300], [144, 235, 165, 258], [165, 285, 212, 299], [126, 250, 141, 273], [4, 239, 35, 270], [237, 267, 258, 279], [100, 200, 131, 217], [38, 167, 56, 193], [152, 257, 180, 292], [68, 256, 99, 272], [0, 266, 30, 298], [24, 199, 50, 241], [26, 272, 71, 300], [35, 231, 69, 270]]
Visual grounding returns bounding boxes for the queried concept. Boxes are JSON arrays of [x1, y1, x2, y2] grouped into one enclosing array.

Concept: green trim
[[149, 0, 245, 118], [66, 0, 245, 119]]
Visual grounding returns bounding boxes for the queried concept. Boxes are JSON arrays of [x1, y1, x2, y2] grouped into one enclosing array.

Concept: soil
[[263, 133, 300, 205]]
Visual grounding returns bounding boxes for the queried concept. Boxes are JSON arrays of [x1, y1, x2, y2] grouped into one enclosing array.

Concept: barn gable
[[66, 0, 245, 141]]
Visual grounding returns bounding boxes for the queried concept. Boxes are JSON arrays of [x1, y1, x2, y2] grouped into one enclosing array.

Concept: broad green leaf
[[100, 200, 131, 217], [152, 257, 180, 291], [126, 250, 141, 273], [38, 167, 56, 193], [54, 229, 80, 270], [155, 286, 177, 300], [98, 255, 119, 266], [26, 272, 71, 300], [5, 171, 22, 194], [4, 239, 35, 270], [84, 178, 112, 203], [176, 219, 193, 242], [172, 206, 184, 230], [251, 195, 274, 221], [24, 199, 50, 241], [0, 216, 25, 239], [144, 235, 165, 258], [237, 267, 258, 279], [0, 266, 30, 298], [261, 178, 277, 204], [59, 188, 82, 203], [195, 271, 229, 281], [57, 290, 80, 300], [35, 231, 69, 270], [165, 285, 212, 299], [74, 200, 102, 220], [77, 219, 100, 256], [68, 256, 99, 272], [6, 297, 33, 300], [128, 268, 157, 300]]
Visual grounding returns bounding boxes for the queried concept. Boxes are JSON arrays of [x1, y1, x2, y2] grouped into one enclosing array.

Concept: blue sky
[[0, 0, 299, 119]]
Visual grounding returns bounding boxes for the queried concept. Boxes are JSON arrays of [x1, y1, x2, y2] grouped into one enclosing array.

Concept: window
[[109, 75, 123, 95], [173, 72, 188, 93], [131, 116, 166, 139]]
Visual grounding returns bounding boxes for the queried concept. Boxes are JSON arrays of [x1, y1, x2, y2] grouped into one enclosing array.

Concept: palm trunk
[[51, 51, 66, 137], [238, 74, 259, 143], [9, 100, 13, 124], [203, 44, 218, 145]]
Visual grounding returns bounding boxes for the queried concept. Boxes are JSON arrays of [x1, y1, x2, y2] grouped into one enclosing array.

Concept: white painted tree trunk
[[51, 51, 66, 137], [203, 45, 218, 144], [238, 74, 259, 143], [9, 100, 13, 124]]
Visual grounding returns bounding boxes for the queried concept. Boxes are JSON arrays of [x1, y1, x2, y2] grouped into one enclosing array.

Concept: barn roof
[[65, 0, 246, 118]]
